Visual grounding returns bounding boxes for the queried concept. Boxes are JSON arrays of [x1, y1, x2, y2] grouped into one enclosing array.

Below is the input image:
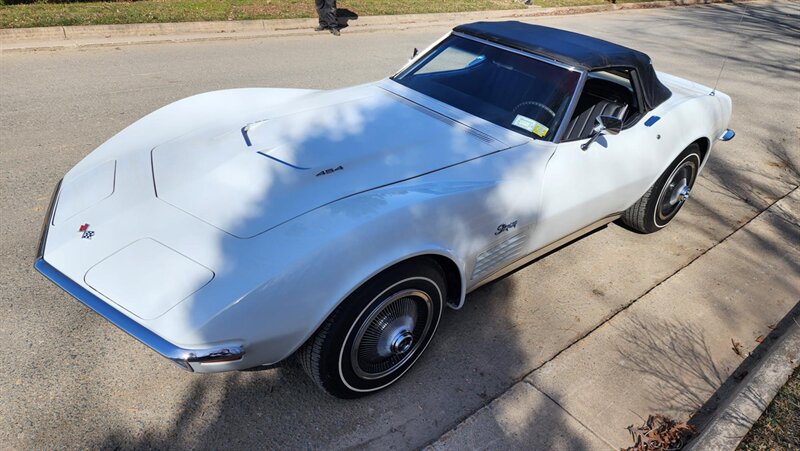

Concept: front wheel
[[300, 259, 445, 398], [621, 143, 702, 233]]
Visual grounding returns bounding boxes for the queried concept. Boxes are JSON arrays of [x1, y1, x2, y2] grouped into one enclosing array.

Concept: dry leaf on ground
[[732, 338, 745, 357], [622, 414, 697, 450]]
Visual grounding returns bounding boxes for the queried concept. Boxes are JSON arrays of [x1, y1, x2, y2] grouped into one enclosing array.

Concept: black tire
[[300, 258, 446, 398], [621, 143, 702, 234]]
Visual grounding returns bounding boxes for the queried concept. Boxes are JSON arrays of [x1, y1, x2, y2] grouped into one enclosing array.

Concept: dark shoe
[[314, 25, 327, 32], [330, 28, 341, 36]]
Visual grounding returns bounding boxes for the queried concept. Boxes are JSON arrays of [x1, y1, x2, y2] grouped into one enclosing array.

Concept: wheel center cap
[[669, 178, 690, 206], [678, 186, 691, 202], [390, 331, 414, 355]]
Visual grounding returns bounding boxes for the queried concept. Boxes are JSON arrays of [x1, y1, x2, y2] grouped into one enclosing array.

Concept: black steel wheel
[[300, 258, 445, 398], [621, 143, 702, 233]]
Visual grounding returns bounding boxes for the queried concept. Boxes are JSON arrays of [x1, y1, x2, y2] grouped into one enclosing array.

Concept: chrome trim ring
[[350, 289, 433, 380], [655, 154, 699, 227]]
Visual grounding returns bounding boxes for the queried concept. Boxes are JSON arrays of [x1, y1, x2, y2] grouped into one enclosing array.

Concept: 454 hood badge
[[79, 223, 95, 240]]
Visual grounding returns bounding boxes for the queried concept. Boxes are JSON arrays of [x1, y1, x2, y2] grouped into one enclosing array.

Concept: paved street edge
[[0, 0, 754, 52]]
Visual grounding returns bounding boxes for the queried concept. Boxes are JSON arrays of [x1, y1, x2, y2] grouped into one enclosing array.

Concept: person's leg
[[325, 0, 339, 30], [314, 0, 328, 29]]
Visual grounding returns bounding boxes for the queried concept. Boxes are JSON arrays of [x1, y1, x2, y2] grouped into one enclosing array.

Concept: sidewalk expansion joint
[[435, 182, 799, 446], [523, 379, 617, 449]]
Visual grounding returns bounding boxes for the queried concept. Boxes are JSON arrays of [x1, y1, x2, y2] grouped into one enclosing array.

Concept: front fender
[[188, 179, 499, 369]]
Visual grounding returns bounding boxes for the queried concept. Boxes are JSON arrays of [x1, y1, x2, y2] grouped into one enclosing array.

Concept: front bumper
[[35, 180, 244, 372]]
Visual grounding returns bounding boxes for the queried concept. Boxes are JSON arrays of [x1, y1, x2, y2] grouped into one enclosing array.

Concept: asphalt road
[[1, 1, 798, 449]]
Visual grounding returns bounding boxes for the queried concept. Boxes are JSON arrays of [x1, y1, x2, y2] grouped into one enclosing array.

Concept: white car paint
[[36, 32, 732, 373]]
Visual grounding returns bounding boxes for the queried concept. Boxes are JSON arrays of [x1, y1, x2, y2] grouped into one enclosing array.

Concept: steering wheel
[[512, 101, 556, 119]]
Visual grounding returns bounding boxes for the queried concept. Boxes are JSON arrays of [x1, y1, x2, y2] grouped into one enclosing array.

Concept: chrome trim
[[34, 258, 244, 370], [555, 70, 588, 143], [350, 288, 433, 380], [469, 213, 622, 292], [719, 129, 735, 141], [396, 32, 586, 144], [37, 179, 61, 259], [392, 32, 451, 78], [453, 32, 579, 71]]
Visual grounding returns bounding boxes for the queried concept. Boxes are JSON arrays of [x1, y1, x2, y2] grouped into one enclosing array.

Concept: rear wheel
[[300, 259, 445, 398], [621, 143, 701, 233]]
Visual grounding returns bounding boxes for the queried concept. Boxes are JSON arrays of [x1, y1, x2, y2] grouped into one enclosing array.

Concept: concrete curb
[[686, 314, 800, 450], [1, 0, 748, 52]]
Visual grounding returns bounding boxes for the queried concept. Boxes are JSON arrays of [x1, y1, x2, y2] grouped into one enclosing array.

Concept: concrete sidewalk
[[431, 188, 800, 449], [0, 0, 745, 52]]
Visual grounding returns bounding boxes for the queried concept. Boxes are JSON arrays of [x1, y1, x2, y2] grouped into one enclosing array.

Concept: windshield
[[393, 35, 581, 141]]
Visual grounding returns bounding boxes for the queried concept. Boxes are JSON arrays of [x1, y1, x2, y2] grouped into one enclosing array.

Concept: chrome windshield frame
[[392, 31, 588, 144]]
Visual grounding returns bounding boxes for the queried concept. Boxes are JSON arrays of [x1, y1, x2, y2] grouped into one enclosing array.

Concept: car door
[[529, 69, 665, 250]]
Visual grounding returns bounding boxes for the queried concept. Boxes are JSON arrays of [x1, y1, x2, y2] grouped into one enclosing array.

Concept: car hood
[[152, 86, 510, 238]]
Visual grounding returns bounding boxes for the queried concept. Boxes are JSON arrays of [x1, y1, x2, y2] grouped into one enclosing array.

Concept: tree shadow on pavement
[[93, 275, 599, 450], [91, 3, 800, 443], [13, 2, 798, 450], [615, 301, 800, 438], [615, 317, 727, 419]]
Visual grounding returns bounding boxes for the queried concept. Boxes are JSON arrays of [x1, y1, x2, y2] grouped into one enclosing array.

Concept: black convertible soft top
[[453, 21, 671, 111]]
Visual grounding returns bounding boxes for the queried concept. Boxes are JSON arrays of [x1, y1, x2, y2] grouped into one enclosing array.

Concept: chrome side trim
[[34, 258, 244, 371], [468, 214, 622, 292], [719, 129, 735, 141]]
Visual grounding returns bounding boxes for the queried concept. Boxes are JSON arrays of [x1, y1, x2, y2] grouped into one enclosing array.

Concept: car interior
[[396, 41, 581, 141], [412, 60, 577, 136], [561, 68, 641, 142], [397, 38, 644, 143]]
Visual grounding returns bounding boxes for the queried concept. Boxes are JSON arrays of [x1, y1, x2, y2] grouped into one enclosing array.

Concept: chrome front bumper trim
[[35, 258, 245, 371], [34, 179, 244, 371]]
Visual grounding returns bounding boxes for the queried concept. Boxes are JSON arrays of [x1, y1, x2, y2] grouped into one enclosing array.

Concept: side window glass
[[562, 68, 641, 142], [587, 69, 640, 124]]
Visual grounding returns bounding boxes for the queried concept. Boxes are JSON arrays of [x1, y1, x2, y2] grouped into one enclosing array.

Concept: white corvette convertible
[[36, 21, 734, 397]]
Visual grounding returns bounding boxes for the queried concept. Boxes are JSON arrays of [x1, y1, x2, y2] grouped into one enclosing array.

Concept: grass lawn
[[0, 0, 635, 29], [1, 0, 520, 28], [738, 365, 800, 450]]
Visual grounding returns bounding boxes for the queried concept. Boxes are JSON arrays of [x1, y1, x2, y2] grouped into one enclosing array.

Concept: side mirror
[[411, 48, 419, 59], [581, 115, 623, 150], [598, 115, 623, 135]]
